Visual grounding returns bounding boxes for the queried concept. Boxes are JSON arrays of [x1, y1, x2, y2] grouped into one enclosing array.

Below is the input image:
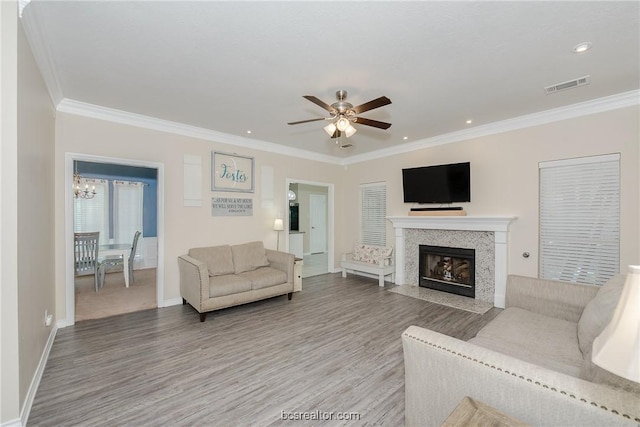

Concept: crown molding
[[56, 99, 343, 165], [19, 2, 64, 106], [57, 90, 638, 167], [341, 90, 640, 165]]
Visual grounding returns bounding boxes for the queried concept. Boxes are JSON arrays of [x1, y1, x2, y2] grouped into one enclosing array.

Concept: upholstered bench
[[341, 243, 395, 287]]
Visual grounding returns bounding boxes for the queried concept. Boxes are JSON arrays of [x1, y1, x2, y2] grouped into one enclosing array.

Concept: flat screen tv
[[402, 162, 470, 204]]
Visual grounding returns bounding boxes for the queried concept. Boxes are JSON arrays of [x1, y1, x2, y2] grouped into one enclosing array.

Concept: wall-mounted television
[[402, 162, 470, 204]]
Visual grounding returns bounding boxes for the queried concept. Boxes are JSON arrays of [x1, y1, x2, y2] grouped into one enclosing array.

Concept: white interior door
[[309, 194, 327, 254]]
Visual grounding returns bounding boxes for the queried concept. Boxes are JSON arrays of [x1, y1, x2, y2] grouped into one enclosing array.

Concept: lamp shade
[[336, 117, 350, 132], [273, 218, 284, 231], [344, 123, 357, 138], [592, 265, 640, 382], [324, 122, 337, 136]]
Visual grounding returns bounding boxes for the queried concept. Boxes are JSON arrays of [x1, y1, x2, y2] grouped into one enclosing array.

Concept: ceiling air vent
[[544, 75, 590, 95]]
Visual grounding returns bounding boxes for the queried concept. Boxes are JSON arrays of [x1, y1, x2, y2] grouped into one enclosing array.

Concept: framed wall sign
[[211, 152, 254, 193]]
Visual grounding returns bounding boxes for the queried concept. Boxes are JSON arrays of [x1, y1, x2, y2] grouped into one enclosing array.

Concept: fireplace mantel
[[388, 215, 516, 308]]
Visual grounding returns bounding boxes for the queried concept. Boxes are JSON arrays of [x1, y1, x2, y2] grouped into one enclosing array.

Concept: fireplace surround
[[388, 216, 516, 308]]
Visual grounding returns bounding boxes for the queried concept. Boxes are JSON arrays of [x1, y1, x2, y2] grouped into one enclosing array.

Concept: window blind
[[361, 182, 387, 246], [539, 154, 620, 286], [73, 179, 109, 245]]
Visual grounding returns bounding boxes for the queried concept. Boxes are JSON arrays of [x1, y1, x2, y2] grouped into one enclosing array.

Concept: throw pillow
[[231, 241, 270, 274], [577, 274, 626, 355], [189, 245, 234, 277]]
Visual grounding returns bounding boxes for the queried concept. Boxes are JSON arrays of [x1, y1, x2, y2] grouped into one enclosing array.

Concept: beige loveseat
[[402, 274, 640, 426], [178, 241, 294, 322]]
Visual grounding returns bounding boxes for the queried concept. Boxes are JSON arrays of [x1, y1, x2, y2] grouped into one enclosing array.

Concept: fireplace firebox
[[419, 245, 475, 298]]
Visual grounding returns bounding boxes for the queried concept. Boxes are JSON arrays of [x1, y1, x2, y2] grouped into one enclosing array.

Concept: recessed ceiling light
[[466, 119, 473, 124], [573, 42, 592, 53], [246, 130, 252, 134], [403, 136, 408, 140]]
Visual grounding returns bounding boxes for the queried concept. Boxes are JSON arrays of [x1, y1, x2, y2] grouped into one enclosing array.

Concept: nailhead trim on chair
[[404, 333, 640, 423]]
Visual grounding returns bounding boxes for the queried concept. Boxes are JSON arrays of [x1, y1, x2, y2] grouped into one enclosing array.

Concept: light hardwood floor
[[30, 273, 501, 426]]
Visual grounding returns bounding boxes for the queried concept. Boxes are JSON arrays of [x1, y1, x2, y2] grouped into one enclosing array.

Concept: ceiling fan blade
[[303, 95, 337, 113], [331, 129, 342, 139], [287, 117, 326, 125], [352, 96, 391, 114], [354, 117, 392, 130]]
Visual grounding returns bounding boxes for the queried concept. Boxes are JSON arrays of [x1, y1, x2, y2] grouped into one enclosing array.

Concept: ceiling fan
[[288, 90, 392, 139]]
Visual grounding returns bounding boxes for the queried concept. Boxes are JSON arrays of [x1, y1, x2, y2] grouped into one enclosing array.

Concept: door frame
[[65, 152, 165, 326], [285, 179, 335, 273]]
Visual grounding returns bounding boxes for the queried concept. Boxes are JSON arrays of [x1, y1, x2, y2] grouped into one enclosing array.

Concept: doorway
[[285, 179, 334, 278], [65, 153, 165, 326]]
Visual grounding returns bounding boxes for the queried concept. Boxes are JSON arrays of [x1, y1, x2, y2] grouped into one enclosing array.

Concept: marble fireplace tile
[[404, 229, 495, 303]]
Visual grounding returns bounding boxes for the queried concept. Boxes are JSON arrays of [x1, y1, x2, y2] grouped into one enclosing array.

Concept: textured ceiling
[[23, 1, 640, 159]]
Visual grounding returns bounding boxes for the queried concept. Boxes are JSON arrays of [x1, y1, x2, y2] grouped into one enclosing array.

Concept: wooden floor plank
[[29, 273, 501, 426]]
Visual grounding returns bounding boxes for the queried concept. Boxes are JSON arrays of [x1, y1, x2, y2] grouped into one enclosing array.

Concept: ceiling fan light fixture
[[324, 122, 337, 136], [345, 123, 357, 138], [336, 117, 350, 132]]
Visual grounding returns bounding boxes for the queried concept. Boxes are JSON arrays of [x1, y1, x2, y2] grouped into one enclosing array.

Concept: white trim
[[387, 215, 516, 233], [19, 4, 64, 105], [20, 324, 57, 427], [55, 91, 638, 167], [160, 297, 183, 308], [342, 90, 640, 165], [539, 152, 621, 169], [388, 215, 516, 308], [57, 99, 342, 165], [0, 419, 22, 427], [65, 153, 165, 326], [285, 179, 335, 275]]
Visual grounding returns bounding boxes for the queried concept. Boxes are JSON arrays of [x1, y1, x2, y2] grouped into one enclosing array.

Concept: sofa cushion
[[577, 273, 626, 355], [231, 241, 270, 274], [208, 274, 252, 298], [189, 245, 234, 277], [239, 267, 288, 290], [469, 307, 584, 377]]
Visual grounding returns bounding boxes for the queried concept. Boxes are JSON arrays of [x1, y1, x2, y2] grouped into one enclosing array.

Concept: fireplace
[[419, 245, 475, 298]]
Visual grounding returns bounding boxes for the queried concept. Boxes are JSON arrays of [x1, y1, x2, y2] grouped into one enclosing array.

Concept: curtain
[[113, 180, 144, 246], [74, 179, 110, 245]]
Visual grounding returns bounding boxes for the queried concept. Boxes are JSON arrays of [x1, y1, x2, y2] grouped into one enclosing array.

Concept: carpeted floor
[[386, 284, 493, 314], [75, 268, 157, 322]]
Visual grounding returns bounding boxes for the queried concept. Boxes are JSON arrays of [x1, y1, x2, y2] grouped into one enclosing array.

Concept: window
[[74, 179, 109, 245], [360, 182, 387, 246], [539, 154, 620, 286]]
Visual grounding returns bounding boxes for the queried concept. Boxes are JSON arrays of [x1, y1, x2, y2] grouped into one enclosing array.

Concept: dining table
[[99, 243, 132, 287]]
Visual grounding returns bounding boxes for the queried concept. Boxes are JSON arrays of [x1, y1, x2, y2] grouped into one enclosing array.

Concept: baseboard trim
[[20, 324, 58, 426], [160, 297, 183, 308], [0, 419, 22, 427]]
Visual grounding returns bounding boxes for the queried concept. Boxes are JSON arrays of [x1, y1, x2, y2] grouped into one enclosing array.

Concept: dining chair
[[99, 231, 142, 285], [74, 232, 102, 292]]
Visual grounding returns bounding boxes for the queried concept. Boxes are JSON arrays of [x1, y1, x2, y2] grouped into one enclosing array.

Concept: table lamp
[[273, 218, 284, 251], [592, 265, 640, 382]]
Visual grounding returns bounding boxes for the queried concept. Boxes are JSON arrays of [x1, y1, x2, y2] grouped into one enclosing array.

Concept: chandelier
[[73, 161, 96, 199]]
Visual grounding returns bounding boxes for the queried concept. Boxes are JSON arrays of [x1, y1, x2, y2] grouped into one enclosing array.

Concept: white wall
[[343, 106, 640, 278], [54, 113, 346, 320], [1, 3, 56, 424], [1, 2, 21, 423]]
